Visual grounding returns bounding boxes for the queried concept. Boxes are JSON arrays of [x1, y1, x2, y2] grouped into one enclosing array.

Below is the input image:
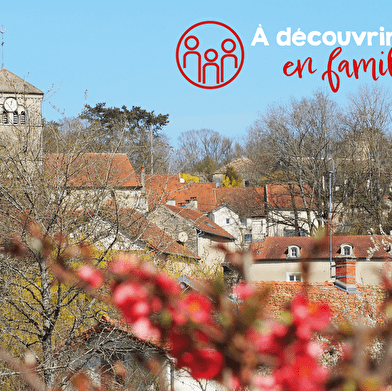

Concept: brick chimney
[[334, 258, 357, 294]]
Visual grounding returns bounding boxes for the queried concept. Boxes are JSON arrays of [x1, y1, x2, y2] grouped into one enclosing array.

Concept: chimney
[[188, 197, 198, 210], [334, 258, 357, 294]]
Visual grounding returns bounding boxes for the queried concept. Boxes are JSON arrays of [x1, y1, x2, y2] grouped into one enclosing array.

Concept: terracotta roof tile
[[145, 175, 217, 212], [164, 204, 235, 240], [107, 208, 200, 260], [214, 187, 265, 216], [252, 235, 390, 261], [44, 153, 140, 188], [266, 184, 313, 210], [72, 315, 169, 350]]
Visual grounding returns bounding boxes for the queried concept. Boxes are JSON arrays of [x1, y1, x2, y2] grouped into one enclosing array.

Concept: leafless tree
[[0, 116, 149, 388], [246, 90, 340, 235], [173, 128, 242, 180], [337, 85, 392, 234]]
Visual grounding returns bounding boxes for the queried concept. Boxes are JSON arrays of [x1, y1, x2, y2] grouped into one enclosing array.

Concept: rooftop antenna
[[0, 26, 5, 68]]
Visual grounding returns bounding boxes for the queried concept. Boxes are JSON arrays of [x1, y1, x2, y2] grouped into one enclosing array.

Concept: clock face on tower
[[4, 97, 18, 112]]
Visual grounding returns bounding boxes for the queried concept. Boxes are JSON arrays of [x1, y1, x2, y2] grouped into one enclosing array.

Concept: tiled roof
[[104, 208, 200, 260], [145, 176, 318, 216], [266, 183, 313, 210], [173, 182, 217, 212], [44, 153, 140, 188], [145, 174, 184, 207], [164, 204, 235, 240], [214, 187, 265, 217], [72, 315, 168, 351], [253, 281, 386, 325], [252, 235, 390, 261], [145, 175, 217, 212], [0, 68, 44, 95]]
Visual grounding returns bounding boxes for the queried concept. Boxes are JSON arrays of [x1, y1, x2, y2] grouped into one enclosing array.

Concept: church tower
[[0, 68, 44, 165]]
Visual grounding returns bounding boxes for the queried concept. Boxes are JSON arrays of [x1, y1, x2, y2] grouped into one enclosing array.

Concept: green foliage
[[80, 103, 170, 172], [194, 156, 219, 182]]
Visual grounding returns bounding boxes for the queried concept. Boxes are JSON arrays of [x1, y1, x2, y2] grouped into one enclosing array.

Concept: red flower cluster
[[249, 293, 331, 391], [74, 252, 334, 389]]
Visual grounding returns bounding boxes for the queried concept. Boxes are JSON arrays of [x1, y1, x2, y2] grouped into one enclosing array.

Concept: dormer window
[[287, 245, 301, 259], [339, 243, 353, 257]]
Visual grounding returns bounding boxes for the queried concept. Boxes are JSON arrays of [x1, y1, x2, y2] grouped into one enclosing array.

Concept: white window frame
[[339, 243, 353, 257], [286, 272, 302, 282], [287, 245, 301, 259]]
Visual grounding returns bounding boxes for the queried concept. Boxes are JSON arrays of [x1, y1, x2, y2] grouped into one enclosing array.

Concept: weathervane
[[0, 26, 5, 68]]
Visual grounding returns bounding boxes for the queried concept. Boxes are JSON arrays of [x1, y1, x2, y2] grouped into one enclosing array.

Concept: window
[[20, 111, 26, 124], [339, 244, 353, 257], [287, 272, 302, 282], [226, 218, 230, 224], [287, 245, 301, 259], [283, 229, 295, 237], [2, 112, 8, 124], [284, 229, 308, 237], [244, 234, 252, 242], [241, 218, 247, 226], [13, 111, 18, 124]]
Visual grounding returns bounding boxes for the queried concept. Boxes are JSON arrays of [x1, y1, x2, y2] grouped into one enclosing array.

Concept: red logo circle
[[176, 21, 244, 89]]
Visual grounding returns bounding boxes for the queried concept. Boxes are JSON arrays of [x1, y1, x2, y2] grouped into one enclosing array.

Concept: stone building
[[0, 67, 44, 166], [148, 204, 236, 266]]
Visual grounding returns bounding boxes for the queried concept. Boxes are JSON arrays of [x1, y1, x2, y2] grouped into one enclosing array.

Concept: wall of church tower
[[0, 90, 43, 168]]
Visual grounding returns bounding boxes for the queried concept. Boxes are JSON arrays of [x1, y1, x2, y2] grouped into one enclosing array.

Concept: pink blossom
[[156, 273, 181, 295], [233, 282, 256, 300], [182, 348, 225, 380], [132, 318, 161, 341], [78, 265, 103, 288], [112, 282, 149, 322], [291, 294, 331, 339], [109, 252, 139, 276], [181, 292, 212, 323]]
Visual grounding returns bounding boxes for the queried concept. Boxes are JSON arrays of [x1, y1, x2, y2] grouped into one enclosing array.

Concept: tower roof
[[0, 68, 43, 95]]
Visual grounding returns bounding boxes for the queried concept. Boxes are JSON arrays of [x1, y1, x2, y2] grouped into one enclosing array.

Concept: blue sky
[[2, 0, 392, 147]]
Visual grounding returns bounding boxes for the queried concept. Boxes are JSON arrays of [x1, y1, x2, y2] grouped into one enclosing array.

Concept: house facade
[[148, 204, 236, 266], [250, 235, 389, 288], [72, 209, 200, 263], [44, 153, 148, 213]]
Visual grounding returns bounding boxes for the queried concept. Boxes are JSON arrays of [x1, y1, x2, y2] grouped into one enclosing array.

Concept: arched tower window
[[20, 111, 26, 125], [17, 107, 27, 125], [13, 111, 18, 124]]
